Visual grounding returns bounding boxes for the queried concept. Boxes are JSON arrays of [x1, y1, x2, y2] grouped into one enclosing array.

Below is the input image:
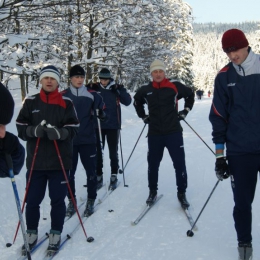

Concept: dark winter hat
[[0, 83, 15, 125], [98, 68, 111, 79], [222, 29, 249, 53], [39, 65, 60, 84], [69, 65, 86, 78]]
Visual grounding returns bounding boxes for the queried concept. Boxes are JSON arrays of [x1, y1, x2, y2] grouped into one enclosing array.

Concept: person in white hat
[[133, 59, 194, 208]]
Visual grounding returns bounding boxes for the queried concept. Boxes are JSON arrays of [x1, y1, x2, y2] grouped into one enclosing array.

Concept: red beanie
[[222, 29, 249, 53]]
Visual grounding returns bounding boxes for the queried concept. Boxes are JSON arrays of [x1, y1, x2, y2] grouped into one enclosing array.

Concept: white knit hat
[[150, 59, 166, 73], [39, 65, 60, 84]]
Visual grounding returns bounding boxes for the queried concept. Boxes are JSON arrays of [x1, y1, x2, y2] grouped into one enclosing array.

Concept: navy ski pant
[[25, 170, 68, 233], [147, 132, 188, 192], [228, 154, 260, 243], [68, 144, 97, 200], [96, 129, 119, 175]]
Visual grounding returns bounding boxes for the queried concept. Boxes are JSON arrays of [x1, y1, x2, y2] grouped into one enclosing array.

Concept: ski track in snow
[[1, 91, 260, 259]]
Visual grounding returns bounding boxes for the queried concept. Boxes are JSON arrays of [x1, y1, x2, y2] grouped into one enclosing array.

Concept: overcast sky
[[185, 0, 260, 23]]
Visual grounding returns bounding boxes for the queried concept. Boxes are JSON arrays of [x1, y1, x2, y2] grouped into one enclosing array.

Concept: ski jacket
[[134, 78, 194, 135], [89, 80, 132, 129], [16, 88, 79, 170], [0, 142, 25, 177], [62, 85, 105, 145], [209, 48, 260, 155]]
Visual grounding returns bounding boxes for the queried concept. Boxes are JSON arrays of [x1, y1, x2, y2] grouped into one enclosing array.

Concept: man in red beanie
[[209, 29, 259, 260]]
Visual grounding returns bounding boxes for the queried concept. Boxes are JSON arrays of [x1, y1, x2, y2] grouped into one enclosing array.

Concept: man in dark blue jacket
[[209, 29, 259, 260], [0, 83, 25, 178], [90, 68, 131, 190], [62, 65, 106, 217]]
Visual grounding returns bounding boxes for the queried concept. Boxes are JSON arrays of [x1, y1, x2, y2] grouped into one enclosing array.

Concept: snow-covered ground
[[1, 89, 260, 260]]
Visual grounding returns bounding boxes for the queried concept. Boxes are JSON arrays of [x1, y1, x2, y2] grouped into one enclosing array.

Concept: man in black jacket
[[16, 65, 79, 256], [133, 59, 194, 208]]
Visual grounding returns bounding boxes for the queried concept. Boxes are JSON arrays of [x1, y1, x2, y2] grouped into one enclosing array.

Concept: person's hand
[[26, 120, 46, 138], [97, 109, 107, 122], [45, 124, 69, 140], [178, 109, 189, 121], [0, 132, 19, 154], [110, 85, 121, 96], [215, 157, 230, 181], [142, 115, 150, 124]]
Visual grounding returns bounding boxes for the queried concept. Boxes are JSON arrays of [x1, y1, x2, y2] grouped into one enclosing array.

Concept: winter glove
[[178, 108, 190, 121], [26, 120, 46, 138], [0, 132, 20, 154], [97, 109, 107, 122], [110, 85, 121, 96], [142, 115, 150, 124], [215, 157, 230, 181], [45, 125, 69, 140]]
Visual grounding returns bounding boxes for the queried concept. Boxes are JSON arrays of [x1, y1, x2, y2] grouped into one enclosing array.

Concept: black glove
[[178, 109, 189, 121], [215, 157, 230, 181], [0, 132, 19, 154], [110, 85, 121, 96], [142, 115, 150, 124], [97, 109, 107, 122], [45, 126, 69, 140], [26, 122, 46, 138]]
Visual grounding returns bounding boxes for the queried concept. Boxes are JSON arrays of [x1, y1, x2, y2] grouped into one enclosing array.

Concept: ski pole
[[96, 111, 113, 212], [119, 123, 146, 173], [119, 130, 128, 187], [13, 136, 41, 245], [183, 119, 215, 155], [52, 139, 93, 242], [187, 180, 220, 237], [5, 153, 32, 260]]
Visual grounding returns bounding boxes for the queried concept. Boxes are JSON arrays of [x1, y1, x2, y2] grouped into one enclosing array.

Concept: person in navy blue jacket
[[62, 65, 106, 217], [0, 83, 25, 178], [89, 68, 131, 190], [209, 29, 259, 260]]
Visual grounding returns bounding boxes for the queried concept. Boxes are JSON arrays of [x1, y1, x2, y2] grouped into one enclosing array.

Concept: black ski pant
[[228, 154, 260, 244], [68, 144, 97, 200], [96, 129, 119, 176], [147, 132, 188, 193], [25, 170, 68, 233]]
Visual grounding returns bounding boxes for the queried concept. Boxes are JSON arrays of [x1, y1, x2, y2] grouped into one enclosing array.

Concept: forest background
[[0, 0, 260, 98]]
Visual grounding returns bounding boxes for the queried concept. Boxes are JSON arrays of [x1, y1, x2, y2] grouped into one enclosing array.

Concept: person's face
[[151, 70, 165, 83], [0, 125, 6, 138], [70, 75, 85, 88], [226, 47, 249, 65], [100, 79, 110, 87], [40, 77, 59, 92]]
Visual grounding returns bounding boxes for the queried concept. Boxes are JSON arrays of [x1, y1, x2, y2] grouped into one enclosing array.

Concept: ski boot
[[238, 242, 253, 260], [84, 198, 95, 217], [146, 190, 157, 206], [65, 198, 77, 217], [21, 230, 38, 256], [177, 192, 190, 209], [109, 174, 118, 190], [46, 230, 61, 257]]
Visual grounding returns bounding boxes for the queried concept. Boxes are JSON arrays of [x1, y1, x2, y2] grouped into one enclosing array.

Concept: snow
[[1, 89, 260, 260]]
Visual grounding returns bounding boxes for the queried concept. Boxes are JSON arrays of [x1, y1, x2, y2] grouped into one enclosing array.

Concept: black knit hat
[[98, 68, 111, 79], [70, 65, 86, 78], [0, 83, 15, 125]]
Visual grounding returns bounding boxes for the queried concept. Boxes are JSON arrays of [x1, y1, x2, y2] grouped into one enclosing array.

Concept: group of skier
[[0, 28, 258, 260]]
